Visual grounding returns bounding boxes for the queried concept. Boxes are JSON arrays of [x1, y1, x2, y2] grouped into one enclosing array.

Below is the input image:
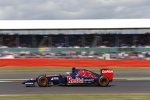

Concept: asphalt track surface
[[0, 80, 150, 94], [0, 71, 150, 94]]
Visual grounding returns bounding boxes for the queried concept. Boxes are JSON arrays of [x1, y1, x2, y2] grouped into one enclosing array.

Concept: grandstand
[[0, 19, 150, 59], [0, 30, 149, 47]]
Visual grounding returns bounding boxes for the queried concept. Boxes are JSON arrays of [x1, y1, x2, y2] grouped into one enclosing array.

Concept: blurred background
[[0, 29, 150, 60]]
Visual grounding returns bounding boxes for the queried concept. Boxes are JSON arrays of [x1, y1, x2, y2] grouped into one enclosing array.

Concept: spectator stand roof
[[0, 19, 150, 35]]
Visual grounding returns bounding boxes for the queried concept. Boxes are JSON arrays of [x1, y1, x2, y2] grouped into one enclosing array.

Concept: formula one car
[[22, 67, 114, 87]]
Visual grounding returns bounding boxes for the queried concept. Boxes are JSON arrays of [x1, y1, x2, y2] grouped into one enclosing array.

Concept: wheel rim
[[99, 77, 109, 86], [40, 78, 47, 85], [101, 78, 107, 86], [38, 77, 48, 86]]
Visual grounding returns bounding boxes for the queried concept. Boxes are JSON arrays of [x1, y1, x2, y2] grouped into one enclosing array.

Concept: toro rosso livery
[[22, 68, 114, 87]]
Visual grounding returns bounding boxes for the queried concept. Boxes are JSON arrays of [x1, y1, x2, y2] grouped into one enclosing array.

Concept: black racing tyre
[[98, 76, 109, 87], [64, 77, 68, 86], [37, 75, 48, 87]]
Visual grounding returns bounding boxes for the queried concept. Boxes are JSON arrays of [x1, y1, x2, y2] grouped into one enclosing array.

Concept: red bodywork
[[101, 68, 114, 81], [78, 70, 96, 78]]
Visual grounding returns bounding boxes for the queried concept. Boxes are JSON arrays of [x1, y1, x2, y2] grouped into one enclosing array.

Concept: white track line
[[0, 80, 23, 82], [0, 79, 27, 81], [0, 79, 27, 82], [0, 95, 22, 96]]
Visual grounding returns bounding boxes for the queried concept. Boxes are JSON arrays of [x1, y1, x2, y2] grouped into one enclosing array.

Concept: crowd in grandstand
[[0, 32, 150, 60], [0, 34, 150, 48]]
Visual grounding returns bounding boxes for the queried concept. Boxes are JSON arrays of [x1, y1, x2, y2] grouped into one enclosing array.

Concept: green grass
[[0, 94, 150, 100], [0, 67, 150, 73]]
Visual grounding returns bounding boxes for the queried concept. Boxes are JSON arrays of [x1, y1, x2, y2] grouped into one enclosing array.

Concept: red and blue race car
[[22, 67, 114, 87]]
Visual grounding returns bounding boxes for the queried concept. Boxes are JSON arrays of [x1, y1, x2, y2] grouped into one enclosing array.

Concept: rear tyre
[[98, 76, 109, 87], [37, 75, 48, 87]]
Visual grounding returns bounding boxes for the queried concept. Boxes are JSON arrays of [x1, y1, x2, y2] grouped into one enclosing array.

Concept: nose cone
[[22, 77, 37, 84]]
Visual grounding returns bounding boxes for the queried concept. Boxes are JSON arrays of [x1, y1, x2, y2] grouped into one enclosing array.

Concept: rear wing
[[101, 68, 114, 81]]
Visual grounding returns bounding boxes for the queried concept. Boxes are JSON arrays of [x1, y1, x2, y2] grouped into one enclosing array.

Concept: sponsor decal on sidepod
[[102, 70, 113, 73], [67, 76, 84, 84]]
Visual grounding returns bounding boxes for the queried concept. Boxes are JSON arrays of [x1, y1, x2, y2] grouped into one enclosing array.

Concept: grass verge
[[0, 67, 150, 73], [0, 66, 150, 73], [0, 94, 150, 100]]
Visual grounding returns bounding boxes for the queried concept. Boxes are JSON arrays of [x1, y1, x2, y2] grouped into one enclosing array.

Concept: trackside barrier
[[0, 58, 150, 67]]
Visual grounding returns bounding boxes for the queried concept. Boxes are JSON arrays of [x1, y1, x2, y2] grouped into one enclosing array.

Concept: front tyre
[[98, 76, 109, 87], [37, 75, 48, 87]]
